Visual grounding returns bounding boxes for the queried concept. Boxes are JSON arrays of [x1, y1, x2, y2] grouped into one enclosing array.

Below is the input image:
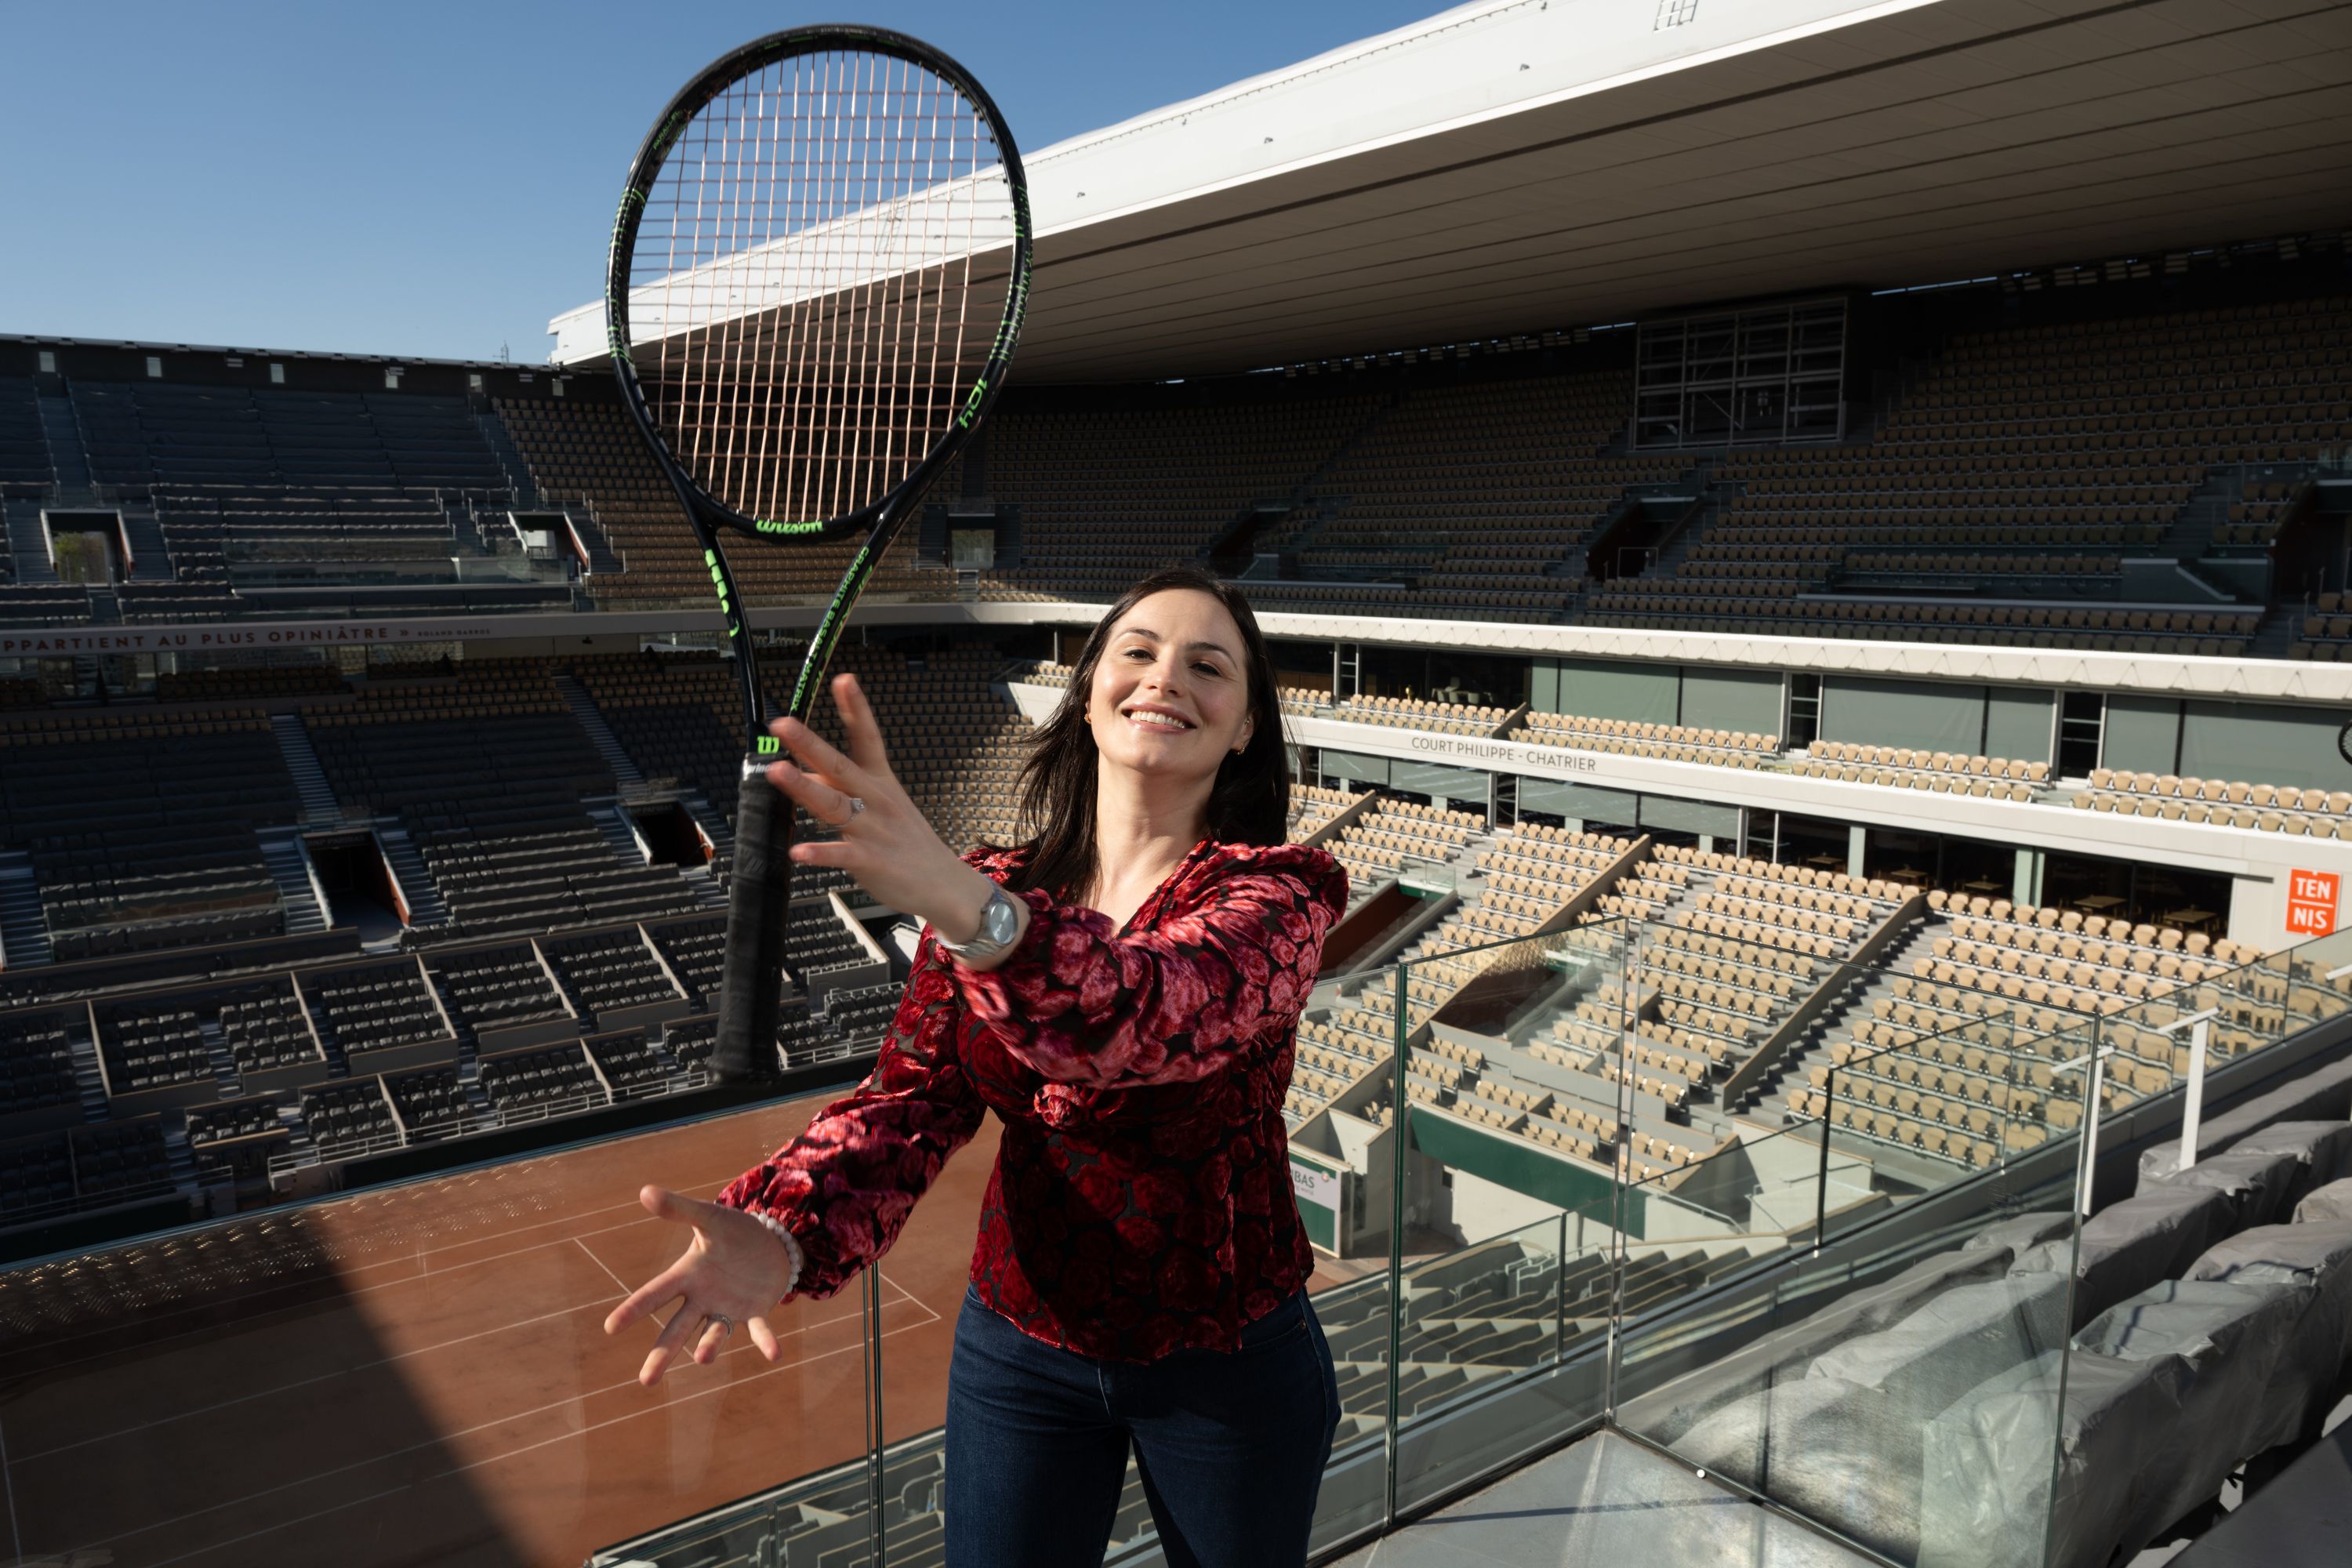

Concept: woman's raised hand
[[604, 1185, 797, 1387], [764, 673, 990, 932]]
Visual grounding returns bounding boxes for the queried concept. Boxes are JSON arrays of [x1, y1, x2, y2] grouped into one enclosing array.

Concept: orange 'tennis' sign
[[2286, 869, 2340, 938]]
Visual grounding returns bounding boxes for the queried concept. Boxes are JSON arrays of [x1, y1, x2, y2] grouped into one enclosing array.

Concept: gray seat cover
[[2016, 1182, 2240, 1327], [2292, 1174, 2352, 1224]]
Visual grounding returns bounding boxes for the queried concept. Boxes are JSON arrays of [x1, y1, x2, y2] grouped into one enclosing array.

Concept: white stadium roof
[[552, 0, 2351, 381]]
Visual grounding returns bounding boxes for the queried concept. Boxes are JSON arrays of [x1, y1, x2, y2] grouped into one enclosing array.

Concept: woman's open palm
[[604, 1185, 797, 1386]]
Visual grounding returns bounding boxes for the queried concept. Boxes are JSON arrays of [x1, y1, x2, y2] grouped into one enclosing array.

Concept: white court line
[[0, 1109, 834, 1371], [14, 1235, 956, 1465], [13, 1295, 622, 1464], [574, 1236, 633, 1294], [80, 1307, 937, 1564], [0, 1167, 797, 1384]]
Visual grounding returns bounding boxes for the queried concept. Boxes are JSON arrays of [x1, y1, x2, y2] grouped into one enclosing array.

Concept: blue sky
[[1, 1, 1443, 364]]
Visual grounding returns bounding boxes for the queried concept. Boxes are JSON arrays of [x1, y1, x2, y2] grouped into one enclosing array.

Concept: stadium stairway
[[473, 402, 542, 507], [374, 823, 451, 928], [2, 501, 58, 584], [194, 1017, 243, 1098], [34, 391, 90, 490], [0, 851, 53, 966], [118, 508, 174, 583], [256, 833, 331, 935], [66, 1025, 107, 1122], [566, 508, 626, 577], [269, 714, 344, 826], [1738, 917, 1941, 1119], [680, 791, 735, 869], [554, 675, 647, 791], [2158, 466, 2242, 561]]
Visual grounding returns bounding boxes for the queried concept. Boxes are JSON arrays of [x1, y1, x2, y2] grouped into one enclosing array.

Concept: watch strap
[[939, 883, 1021, 962]]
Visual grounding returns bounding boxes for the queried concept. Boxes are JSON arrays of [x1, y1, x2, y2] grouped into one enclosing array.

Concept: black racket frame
[[604, 24, 1030, 1079]]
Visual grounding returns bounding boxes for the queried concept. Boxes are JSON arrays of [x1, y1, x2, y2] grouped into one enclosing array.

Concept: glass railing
[[6, 909, 2352, 1568]]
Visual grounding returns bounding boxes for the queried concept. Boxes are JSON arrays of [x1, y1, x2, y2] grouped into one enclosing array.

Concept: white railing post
[[2154, 1007, 2220, 1172], [2053, 1036, 2115, 1218]]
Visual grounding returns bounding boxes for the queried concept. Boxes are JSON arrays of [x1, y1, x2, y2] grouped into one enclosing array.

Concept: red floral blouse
[[717, 838, 1346, 1363]]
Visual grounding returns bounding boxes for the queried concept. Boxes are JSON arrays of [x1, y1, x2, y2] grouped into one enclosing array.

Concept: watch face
[[983, 889, 1020, 945]]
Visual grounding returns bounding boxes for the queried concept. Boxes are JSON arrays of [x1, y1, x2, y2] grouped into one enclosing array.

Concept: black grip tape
[[715, 767, 793, 1080]]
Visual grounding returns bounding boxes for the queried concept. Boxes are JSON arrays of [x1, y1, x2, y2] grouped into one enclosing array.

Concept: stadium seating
[[0, 710, 301, 962]]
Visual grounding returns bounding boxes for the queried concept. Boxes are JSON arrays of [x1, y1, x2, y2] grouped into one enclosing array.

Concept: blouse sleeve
[[949, 844, 1346, 1091], [715, 935, 984, 1301]]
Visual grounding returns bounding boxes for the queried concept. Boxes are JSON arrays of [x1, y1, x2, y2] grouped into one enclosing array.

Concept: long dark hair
[[1004, 566, 1290, 900]]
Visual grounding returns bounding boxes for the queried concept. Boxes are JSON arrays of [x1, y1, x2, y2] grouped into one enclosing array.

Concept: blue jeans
[[943, 1283, 1341, 1567]]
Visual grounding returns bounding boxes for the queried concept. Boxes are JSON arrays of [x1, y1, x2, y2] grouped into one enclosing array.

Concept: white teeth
[[1128, 710, 1189, 729]]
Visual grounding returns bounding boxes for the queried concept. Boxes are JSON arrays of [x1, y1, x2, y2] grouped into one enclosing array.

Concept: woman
[[605, 566, 1348, 1567]]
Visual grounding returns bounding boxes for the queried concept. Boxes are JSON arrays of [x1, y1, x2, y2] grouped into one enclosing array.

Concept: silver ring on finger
[[706, 1312, 735, 1337], [847, 797, 866, 816]]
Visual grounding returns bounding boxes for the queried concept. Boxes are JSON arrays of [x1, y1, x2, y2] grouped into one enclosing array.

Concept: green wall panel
[[2102, 695, 2182, 775], [1822, 677, 1985, 753], [2177, 700, 2352, 792], [1679, 667, 1784, 735], [1984, 688, 2056, 764], [1557, 659, 1677, 724]]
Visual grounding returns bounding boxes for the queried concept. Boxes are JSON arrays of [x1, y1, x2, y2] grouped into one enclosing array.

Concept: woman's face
[[1084, 589, 1256, 787]]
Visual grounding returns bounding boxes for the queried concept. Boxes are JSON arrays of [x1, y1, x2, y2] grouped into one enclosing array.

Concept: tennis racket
[[606, 26, 1030, 1080]]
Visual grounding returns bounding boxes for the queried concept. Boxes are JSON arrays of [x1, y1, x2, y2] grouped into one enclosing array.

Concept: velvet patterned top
[[716, 838, 1347, 1363]]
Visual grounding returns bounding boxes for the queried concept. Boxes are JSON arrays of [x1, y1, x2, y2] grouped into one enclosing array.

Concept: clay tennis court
[[0, 1087, 1352, 1567]]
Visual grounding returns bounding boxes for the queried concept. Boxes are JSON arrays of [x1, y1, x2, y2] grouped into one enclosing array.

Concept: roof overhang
[[554, 0, 2352, 380]]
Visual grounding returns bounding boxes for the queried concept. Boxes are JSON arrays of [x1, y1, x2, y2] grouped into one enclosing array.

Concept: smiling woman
[[606, 564, 1351, 1567]]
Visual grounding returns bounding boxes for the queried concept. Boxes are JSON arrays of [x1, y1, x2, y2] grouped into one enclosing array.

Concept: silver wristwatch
[[939, 884, 1022, 963]]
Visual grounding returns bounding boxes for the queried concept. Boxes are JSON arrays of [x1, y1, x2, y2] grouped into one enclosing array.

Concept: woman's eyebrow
[[1112, 626, 1236, 660]]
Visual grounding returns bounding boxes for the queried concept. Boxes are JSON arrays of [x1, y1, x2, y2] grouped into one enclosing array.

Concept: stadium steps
[[2158, 465, 2241, 560], [554, 675, 647, 790], [160, 1125, 202, 1191], [586, 801, 650, 867], [256, 833, 331, 935], [0, 852, 52, 967], [472, 404, 542, 507], [66, 1025, 108, 1122], [564, 508, 625, 576], [118, 510, 175, 583], [195, 1018, 244, 1100], [35, 394, 91, 489], [2245, 603, 2299, 659], [2, 501, 60, 584], [375, 823, 452, 927], [681, 791, 737, 871], [1737, 920, 1940, 1117], [268, 714, 345, 826]]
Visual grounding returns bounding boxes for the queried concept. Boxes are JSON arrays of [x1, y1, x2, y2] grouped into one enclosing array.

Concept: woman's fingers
[[787, 838, 857, 867], [746, 1314, 782, 1362], [833, 673, 891, 772], [639, 1183, 708, 1224], [764, 759, 859, 828], [768, 714, 860, 788], [604, 1254, 689, 1336], [691, 1316, 732, 1366], [639, 1300, 701, 1387]]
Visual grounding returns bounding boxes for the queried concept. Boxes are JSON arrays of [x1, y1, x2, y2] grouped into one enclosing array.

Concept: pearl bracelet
[[746, 1209, 804, 1295]]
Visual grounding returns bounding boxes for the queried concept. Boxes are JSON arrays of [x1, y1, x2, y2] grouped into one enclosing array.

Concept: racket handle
[[715, 764, 793, 1080]]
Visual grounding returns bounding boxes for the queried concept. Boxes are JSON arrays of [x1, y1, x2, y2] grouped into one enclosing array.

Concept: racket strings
[[629, 48, 1016, 528]]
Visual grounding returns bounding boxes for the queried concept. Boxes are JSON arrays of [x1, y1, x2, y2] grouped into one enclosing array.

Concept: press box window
[[270, 363, 285, 385], [145, 356, 163, 379], [37, 351, 56, 374]]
